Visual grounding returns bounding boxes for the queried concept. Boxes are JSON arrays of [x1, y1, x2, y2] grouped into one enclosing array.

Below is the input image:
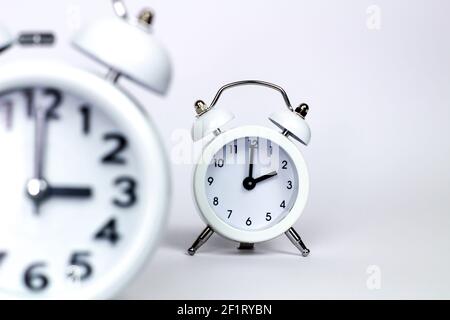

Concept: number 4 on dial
[[94, 218, 121, 245]]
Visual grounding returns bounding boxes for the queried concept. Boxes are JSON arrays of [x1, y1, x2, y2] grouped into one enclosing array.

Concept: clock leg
[[187, 226, 214, 256], [238, 243, 254, 250], [285, 227, 310, 257]]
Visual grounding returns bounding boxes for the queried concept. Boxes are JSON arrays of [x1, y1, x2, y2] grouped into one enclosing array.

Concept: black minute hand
[[248, 145, 255, 178]]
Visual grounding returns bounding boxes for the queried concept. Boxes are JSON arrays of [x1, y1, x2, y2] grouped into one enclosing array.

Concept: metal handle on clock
[[208, 80, 295, 112]]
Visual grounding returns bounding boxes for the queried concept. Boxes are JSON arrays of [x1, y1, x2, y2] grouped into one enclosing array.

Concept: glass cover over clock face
[[205, 136, 299, 231], [0, 87, 147, 297]]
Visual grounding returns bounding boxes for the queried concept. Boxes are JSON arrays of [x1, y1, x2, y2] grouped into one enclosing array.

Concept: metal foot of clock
[[238, 243, 254, 250], [285, 227, 310, 257], [188, 226, 310, 256], [187, 226, 214, 256]]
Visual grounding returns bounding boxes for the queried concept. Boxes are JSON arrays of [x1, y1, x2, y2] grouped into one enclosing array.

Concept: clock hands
[[34, 105, 47, 181], [26, 104, 93, 213], [243, 171, 278, 191], [48, 186, 93, 198], [248, 144, 255, 178], [254, 171, 278, 184], [27, 180, 93, 202], [243, 142, 278, 190], [26, 105, 49, 213]]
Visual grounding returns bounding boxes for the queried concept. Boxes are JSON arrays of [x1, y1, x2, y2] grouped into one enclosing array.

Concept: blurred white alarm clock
[[188, 81, 311, 256], [0, 1, 171, 299]]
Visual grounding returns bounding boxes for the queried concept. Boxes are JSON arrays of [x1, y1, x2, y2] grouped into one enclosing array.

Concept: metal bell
[[72, 8, 171, 94], [191, 100, 235, 141], [269, 104, 311, 145]]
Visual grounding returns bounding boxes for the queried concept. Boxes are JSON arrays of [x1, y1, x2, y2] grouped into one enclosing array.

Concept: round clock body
[[193, 125, 309, 243], [0, 61, 170, 299]]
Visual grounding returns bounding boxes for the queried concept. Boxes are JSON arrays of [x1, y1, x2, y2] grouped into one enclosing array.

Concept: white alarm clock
[[188, 80, 311, 256], [0, 1, 171, 299]]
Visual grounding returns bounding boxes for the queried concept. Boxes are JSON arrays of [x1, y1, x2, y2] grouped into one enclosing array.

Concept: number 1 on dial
[[79, 105, 91, 135]]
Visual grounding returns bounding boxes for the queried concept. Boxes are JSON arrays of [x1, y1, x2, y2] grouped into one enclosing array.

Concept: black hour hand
[[48, 186, 93, 198], [243, 171, 277, 191], [254, 171, 278, 184]]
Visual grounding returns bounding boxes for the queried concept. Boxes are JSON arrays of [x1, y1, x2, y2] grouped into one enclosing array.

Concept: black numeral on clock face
[[24, 262, 49, 292], [214, 159, 224, 168], [43, 88, 63, 120], [101, 133, 128, 164], [229, 141, 237, 154], [22, 252, 95, 292], [79, 105, 91, 135], [68, 252, 93, 282], [22, 89, 93, 135], [94, 218, 121, 245], [24, 88, 62, 119], [113, 176, 137, 208]]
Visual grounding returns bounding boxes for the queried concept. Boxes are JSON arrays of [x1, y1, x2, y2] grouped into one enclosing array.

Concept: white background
[[1, 0, 450, 299]]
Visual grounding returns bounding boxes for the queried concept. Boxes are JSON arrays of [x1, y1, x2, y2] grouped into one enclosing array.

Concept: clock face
[[0, 86, 148, 297], [205, 136, 299, 231]]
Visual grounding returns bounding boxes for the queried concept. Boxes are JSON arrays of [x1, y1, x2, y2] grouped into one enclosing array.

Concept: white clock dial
[[205, 136, 299, 231], [0, 86, 148, 298], [194, 126, 309, 243]]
